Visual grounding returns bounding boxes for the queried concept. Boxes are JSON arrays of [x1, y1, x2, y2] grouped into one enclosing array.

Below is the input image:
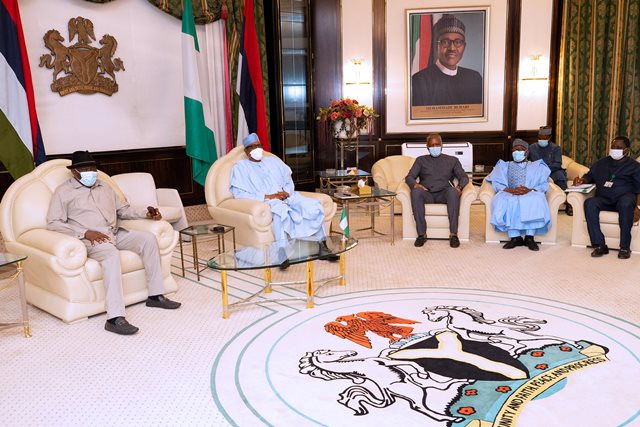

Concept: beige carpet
[[0, 206, 638, 426]]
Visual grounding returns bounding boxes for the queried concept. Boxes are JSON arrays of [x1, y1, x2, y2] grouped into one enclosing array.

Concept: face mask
[[512, 151, 526, 163], [249, 147, 264, 161], [609, 149, 624, 160], [428, 147, 442, 157], [538, 139, 549, 148], [78, 171, 97, 187]]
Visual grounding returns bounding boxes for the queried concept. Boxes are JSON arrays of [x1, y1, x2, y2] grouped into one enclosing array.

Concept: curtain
[[556, 0, 639, 165]]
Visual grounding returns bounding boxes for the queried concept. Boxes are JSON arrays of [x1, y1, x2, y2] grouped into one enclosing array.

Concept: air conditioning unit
[[401, 142, 473, 174]]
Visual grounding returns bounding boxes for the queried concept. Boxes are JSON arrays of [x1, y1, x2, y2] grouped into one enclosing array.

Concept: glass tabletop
[[208, 235, 358, 271], [317, 169, 371, 179], [180, 224, 234, 237], [321, 187, 396, 200], [0, 253, 27, 267]]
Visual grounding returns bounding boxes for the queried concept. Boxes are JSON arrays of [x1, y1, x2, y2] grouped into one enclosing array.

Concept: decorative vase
[[333, 119, 359, 140]]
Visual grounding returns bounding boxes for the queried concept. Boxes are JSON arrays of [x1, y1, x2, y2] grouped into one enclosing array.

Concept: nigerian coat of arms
[[39, 17, 125, 96]]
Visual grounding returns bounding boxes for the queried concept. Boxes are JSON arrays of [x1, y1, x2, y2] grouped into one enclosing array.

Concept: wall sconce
[[521, 54, 549, 81], [345, 58, 371, 85]]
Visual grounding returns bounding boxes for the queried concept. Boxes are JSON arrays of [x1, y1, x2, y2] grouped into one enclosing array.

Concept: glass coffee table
[[0, 253, 31, 337], [208, 235, 358, 318], [179, 224, 236, 280]]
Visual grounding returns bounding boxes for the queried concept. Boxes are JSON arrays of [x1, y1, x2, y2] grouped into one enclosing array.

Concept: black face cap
[[67, 151, 97, 169]]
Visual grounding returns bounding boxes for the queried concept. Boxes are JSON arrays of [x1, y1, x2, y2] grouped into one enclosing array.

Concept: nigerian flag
[[182, 0, 217, 186], [339, 207, 349, 237]]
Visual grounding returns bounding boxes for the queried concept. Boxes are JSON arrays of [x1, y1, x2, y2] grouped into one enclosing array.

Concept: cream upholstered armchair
[[478, 177, 566, 244], [371, 155, 478, 240], [204, 146, 337, 247], [567, 189, 640, 252], [0, 160, 179, 323], [562, 155, 590, 185], [111, 172, 188, 232]]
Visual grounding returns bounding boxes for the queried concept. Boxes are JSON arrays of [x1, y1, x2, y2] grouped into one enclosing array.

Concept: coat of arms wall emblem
[[39, 17, 125, 96]]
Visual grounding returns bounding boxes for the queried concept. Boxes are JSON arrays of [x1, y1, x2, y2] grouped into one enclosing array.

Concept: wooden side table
[[0, 253, 31, 337]]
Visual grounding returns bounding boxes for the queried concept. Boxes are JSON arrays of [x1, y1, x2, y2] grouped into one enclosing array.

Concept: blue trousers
[[584, 193, 636, 250]]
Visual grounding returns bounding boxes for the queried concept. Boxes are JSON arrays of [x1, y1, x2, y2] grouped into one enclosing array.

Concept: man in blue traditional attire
[[486, 139, 552, 251], [230, 133, 333, 265], [573, 136, 640, 259]]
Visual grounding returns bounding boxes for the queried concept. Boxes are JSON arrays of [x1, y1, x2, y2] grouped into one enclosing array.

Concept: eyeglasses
[[438, 39, 466, 48]]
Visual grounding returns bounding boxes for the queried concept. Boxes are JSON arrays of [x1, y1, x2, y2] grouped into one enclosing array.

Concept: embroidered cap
[[512, 138, 529, 150], [538, 126, 552, 136], [434, 14, 466, 40], [242, 133, 260, 148]]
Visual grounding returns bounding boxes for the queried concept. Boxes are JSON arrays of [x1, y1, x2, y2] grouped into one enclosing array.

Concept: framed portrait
[[407, 9, 487, 121], [385, 1, 507, 132]]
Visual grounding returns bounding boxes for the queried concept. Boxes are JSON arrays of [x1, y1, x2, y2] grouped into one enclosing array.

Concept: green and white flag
[[182, 0, 217, 186], [339, 207, 349, 237]]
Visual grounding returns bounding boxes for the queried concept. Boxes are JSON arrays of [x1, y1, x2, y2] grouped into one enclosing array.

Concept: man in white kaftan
[[230, 133, 326, 244], [486, 138, 551, 251]]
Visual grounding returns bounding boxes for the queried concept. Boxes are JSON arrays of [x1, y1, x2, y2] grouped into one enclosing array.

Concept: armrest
[[460, 182, 479, 206], [546, 181, 567, 211], [156, 188, 184, 209], [478, 179, 496, 204], [216, 198, 272, 228], [118, 219, 177, 251], [566, 162, 590, 182], [18, 229, 87, 270]]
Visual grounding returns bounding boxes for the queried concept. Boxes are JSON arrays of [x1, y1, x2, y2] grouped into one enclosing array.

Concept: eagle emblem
[[324, 311, 419, 348], [39, 17, 125, 96]]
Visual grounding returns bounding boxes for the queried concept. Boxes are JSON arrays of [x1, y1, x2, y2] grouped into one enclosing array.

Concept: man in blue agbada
[[487, 138, 552, 251], [230, 133, 327, 246]]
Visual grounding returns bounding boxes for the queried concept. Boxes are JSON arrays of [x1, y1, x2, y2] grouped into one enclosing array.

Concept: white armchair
[[562, 155, 590, 185], [371, 155, 478, 240], [0, 160, 179, 323], [567, 191, 640, 251], [111, 172, 188, 232], [204, 146, 337, 247], [478, 178, 566, 244]]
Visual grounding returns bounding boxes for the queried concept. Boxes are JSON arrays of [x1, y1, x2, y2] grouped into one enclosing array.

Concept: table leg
[[339, 252, 346, 286], [306, 261, 314, 308], [232, 229, 237, 251], [220, 233, 226, 253], [391, 197, 395, 245], [371, 201, 375, 236], [192, 235, 200, 281], [16, 262, 31, 338], [221, 271, 229, 319], [179, 235, 185, 277], [265, 268, 272, 294]]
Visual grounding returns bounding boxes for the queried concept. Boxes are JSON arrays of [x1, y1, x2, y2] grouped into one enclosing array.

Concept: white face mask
[[249, 147, 264, 161], [609, 149, 624, 160]]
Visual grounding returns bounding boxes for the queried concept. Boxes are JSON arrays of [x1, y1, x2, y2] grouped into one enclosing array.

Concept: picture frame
[[385, 1, 508, 133], [407, 8, 488, 121]]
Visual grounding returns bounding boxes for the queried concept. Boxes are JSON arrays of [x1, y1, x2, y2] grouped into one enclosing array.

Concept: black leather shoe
[[565, 204, 573, 216], [590, 244, 609, 257], [524, 236, 539, 251], [618, 248, 631, 259], [146, 295, 181, 309], [279, 258, 291, 270], [105, 317, 139, 335], [414, 235, 426, 247], [503, 237, 524, 249], [449, 235, 460, 248]]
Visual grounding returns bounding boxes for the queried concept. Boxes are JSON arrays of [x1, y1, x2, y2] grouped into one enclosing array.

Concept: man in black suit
[[405, 133, 470, 248]]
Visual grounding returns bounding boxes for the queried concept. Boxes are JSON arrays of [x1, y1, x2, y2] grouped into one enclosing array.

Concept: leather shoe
[[524, 236, 539, 251], [565, 204, 573, 216], [104, 317, 139, 335], [146, 295, 181, 309], [618, 248, 631, 259], [414, 235, 426, 247], [449, 235, 460, 248], [279, 258, 291, 270], [590, 244, 609, 257], [503, 237, 524, 249]]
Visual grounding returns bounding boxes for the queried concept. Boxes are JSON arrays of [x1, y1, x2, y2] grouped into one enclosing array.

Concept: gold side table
[[0, 253, 31, 337], [179, 224, 236, 281]]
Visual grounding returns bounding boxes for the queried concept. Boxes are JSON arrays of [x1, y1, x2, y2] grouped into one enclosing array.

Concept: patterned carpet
[[0, 206, 638, 426]]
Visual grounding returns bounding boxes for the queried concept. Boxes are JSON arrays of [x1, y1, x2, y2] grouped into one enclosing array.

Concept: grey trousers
[[84, 229, 164, 319], [410, 186, 461, 236]]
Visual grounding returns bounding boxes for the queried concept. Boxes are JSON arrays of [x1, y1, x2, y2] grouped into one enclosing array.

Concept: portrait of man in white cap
[[410, 13, 484, 113]]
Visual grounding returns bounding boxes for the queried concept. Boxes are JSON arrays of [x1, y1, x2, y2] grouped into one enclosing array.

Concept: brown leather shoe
[[146, 295, 181, 309], [104, 317, 139, 335]]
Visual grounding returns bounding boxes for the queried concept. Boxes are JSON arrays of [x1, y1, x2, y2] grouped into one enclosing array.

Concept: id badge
[[604, 181, 614, 188]]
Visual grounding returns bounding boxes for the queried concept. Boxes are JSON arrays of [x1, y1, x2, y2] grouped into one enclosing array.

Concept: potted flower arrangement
[[317, 98, 378, 140]]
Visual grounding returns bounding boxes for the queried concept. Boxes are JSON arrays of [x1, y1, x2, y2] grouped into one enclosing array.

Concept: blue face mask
[[512, 151, 526, 163], [538, 139, 549, 148], [78, 171, 98, 187], [428, 146, 442, 157]]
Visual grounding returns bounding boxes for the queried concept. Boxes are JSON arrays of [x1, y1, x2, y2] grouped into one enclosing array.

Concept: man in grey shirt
[[47, 151, 181, 335], [405, 133, 469, 248]]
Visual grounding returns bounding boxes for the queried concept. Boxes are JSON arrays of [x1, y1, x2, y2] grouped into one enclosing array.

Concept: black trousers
[[410, 186, 460, 236], [584, 193, 636, 249]]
